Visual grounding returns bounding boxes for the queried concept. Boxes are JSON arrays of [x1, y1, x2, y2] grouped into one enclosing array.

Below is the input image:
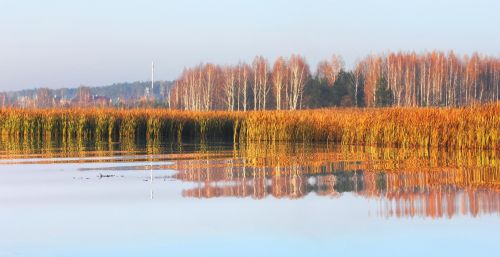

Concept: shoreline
[[0, 104, 498, 149]]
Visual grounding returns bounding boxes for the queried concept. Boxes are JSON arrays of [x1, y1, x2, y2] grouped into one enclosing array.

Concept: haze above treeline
[[1, 51, 499, 109]]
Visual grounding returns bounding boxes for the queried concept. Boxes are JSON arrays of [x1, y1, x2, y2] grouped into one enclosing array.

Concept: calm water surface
[[0, 143, 498, 257]]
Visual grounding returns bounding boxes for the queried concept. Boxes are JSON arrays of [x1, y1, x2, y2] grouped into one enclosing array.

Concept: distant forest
[[171, 51, 500, 110], [0, 81, 173, 108], [1, 50, 499, 109]]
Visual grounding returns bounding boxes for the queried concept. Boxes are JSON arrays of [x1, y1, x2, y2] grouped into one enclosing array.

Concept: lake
[[0, 143, 498, 257]]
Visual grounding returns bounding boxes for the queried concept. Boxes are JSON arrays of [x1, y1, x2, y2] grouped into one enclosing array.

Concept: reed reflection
[[0, 140, 498, 218], [172, 144, 499, 219]]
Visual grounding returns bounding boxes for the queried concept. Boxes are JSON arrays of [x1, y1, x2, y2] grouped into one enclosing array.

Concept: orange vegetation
[[0, 103, 498, 149]]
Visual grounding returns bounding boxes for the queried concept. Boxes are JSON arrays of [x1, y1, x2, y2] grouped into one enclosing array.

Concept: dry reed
[[0, 104, 498, 149]]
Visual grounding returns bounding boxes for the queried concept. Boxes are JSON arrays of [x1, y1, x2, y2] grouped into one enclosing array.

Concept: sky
[[1, 0, 499, 90]]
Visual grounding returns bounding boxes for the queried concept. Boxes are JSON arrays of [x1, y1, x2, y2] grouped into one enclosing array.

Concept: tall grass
[[0, 104, 498, 149], [240, 104, 499, 149]]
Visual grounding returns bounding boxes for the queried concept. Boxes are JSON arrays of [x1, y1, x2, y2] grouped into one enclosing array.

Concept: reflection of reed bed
[[0, 150, 234, 166], [0, 104, 498, 149], [0, 140, 497, 175], [0, 137, 234, 160], [236, 144, 498, 172], [168, 144, 499, 218], [0, 139, 139, 160], [0, 136, 496, 217]]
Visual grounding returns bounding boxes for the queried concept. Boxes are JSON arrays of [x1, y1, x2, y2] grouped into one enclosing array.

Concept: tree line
[[0, 81, 173, 108], [170, 51, 500, 110]]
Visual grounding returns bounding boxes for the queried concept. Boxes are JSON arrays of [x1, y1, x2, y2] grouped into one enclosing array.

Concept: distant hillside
[[92, 81, 173, 100], [0, 81, 174, 107]]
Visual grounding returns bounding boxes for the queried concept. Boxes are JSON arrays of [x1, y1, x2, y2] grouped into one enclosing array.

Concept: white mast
[[151, 61, 154, 90]]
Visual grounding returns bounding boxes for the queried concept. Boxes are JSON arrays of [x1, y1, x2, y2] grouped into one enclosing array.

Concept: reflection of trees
[[0, 140, 498, 219], [360, 169, 499, 218], [172, 144, 499, 219]]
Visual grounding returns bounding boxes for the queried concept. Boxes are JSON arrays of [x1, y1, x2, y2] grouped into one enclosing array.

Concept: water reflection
[[0, 141, 498, 219], [170, 144, 499, 219]]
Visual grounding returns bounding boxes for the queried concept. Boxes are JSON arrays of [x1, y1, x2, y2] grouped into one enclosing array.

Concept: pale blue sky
[[1, 0, 499, 90]]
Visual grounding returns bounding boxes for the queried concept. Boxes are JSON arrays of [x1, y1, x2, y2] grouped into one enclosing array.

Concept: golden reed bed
[[0, 104, 498, 149]]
